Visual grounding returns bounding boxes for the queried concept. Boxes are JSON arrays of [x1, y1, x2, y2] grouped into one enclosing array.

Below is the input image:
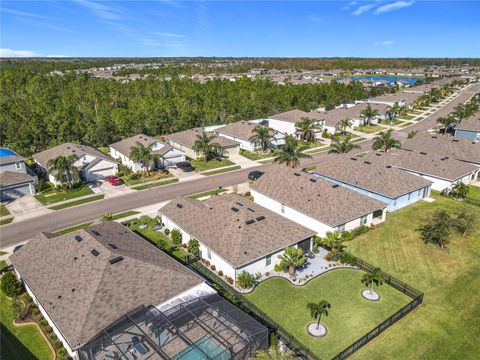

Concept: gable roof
[[367, 91, 421, 106], [321, 103, 389, 128], [268, 109, 323, 124], [215, 121, 274, 142], [0, 171, 35, 187], [251, 166, 386, 227], [33, 143, 115, 168], [0, 154, 24, 166], [10, 222, 203, 349], [165, 128, 239, 149], [455, 113, 480, 132], [314, 155, 432, 198], [160, 193, 315, 268]]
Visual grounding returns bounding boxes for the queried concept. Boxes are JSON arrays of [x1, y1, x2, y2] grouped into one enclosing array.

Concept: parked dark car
[[177, 162, 195, 172], [104, 175, 122, 186], [248, 170, 264, 181]]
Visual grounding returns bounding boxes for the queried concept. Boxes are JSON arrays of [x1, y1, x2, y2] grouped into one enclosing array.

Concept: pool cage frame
[[78, 294, 268, 360]]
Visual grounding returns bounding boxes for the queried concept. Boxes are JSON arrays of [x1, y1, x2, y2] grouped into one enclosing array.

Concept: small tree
[[418, 210, 452, 248], [454, 205, 477, 239], [449, 182, 469, 200], [236, 271, 255, 289], [307, 300, 331, 330], [361, 268, 384, 295], [170, 228, 183, 248], [277, 247, 307, 277], [1, 272, 23, 297], [102, 212, 114, 221], [187, 239, 200, 256]]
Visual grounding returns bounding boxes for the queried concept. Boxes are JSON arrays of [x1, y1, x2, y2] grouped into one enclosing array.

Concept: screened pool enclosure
[[78, 294, 268, 360]]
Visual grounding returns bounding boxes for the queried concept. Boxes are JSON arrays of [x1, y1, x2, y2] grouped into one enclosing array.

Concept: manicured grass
[[0, 205, 10, 217], [353, 125, 386, 134], [399, 122, 412, 128], [34, 186, 94, 205], [239, 149, 273, 161], [0, 292, 52, 360], [189, 188, 227, 199], [54, 222, 93, 235], [345, 192, 480, 360], [121, 171, 173, 186], [258, 158, 274, 164], [132, 178, 178, 190], [0, 218, 13, 226], [50, 195, 104, 210], [399, 114, 416, 121], [202, 165, 241, 176], [0, 251, 7, 256], [0, 261, 9, 272], [111, 210, 140, 220], [191, 158, 235, 172], [246, 269, 411, 359]]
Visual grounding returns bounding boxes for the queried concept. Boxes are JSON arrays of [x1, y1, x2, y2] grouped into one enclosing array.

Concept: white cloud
[[0, 48, 40, 57], [374, 40, 395, 46], [352, 4, 375, 16], [342, 1, 358, 10], [152, 32, 185, 38], [309, 14, 323, 23], [141, 38, 186, 49], [375, 1, 414, 14], [73, 0, 122, 20], [1, 7, 46, 18]]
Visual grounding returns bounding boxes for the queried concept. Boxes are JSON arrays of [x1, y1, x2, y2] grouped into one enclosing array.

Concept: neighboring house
[[366, 91, 421, 109], [253, 109, 324, 138], [33, 143, 118, 185], [454, 113, 480, 141], [314, 156, 432, 212], [214, 121, 285, 151], [361, 150, 480, 191], [160, 193, 315, 282], [10, 221, 267, 359], [165, 128, 240, 159], [109, 134, 185, 172], [0, 148, 36, 201], [250, 166, 387, 236], [321, 103, 389, 134]]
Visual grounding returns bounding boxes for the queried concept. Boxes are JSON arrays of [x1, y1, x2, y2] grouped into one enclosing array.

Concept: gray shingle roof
[[367, 91, 421, 106], [455, 113, 480, 132], [0, 171, 35, 187], [215, 121, 274, 142], [314, 155, 432, 198], [268, 109, 324, 124], [166, 129, 239, 149], [33, 143, 116, 168], [322, 103, 389, 128], [0, 155, 24, 165], [251, 166, 386, 227], [109, 134, 174, 157], [10, 222, 203, 349], [160, 193, 315, 268]]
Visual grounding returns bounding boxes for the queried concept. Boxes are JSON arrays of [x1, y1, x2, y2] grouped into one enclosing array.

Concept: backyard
[[345, 191, 480, 359], [34, 186, 93, 205], [246, 268, 411, 359]]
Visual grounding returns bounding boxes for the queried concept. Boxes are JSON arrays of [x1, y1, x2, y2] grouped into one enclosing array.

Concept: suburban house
[[361, 150, 480, 191], [160, 193, 316, 283], [314, 156, 433, 212], [165, 128, 240, 159], [252, 109, 324, 138], [321, 103, 389, 134], [109, 134, 186, 172], [0, 148, 36, 201], [454, 113, 480, 141], [10, 221, 267, 359], [250, 166, 387, 236], [214, 121, 285, 151], [366, 91, 421, 109], [402, 132, 480, 167], [33, 143, 118, 185]]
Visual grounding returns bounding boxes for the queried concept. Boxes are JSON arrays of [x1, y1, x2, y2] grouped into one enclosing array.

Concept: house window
[[361, 215, 368, 225], [266, 255, 272, 266], [407, 193, 411, 201], [281, 203, 285, 214], [338, 224, 346, 232], [418, 189, 421, 197], [207, 249, 212, 260], [15, 162, 21, 170], [393, 199, 397, 207]]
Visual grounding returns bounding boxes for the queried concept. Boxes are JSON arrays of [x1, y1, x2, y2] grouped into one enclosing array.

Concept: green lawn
[[202, 165, 241, 176], [398, 114, 416, 121], [345, 192, 480, 360], [464, 185, 480, 207], [0, 292, 52, 360], [50, 195, 104, 210], [353, 125, 386, 134], [189, 188, 227, 199], [34, 186, 94, 205], [121, 171, 173, 186], [0, 205, 10, 217], [111, 210, 140, 220], [246, 269, 411, 359], [54, 222, 93, 235], [191, 158, 235, 172], [132, 178, 178, 190], [239, 149, 274, 161], [0, 218, 14, 226]]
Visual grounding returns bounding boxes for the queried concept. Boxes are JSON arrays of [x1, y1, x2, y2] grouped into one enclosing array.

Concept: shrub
[[39, 319, 48, 328], [129, 173, 140, 180], [341, 230, 353, 242], [339, 252, 357, 266], [351, 225, 369, 238], [205, 260, 211, 267], [12, 300, 23, 319], [171, 229, 182, 248], [45, 326, 53, 334], [31, 306, 40, 315], [218, 270, 224, 277], [49, 334, 57, 342], [254, 272, 261, 280], [157, 238, 167, 250], [54, 340, 63, 350], [57, 348, 67, 357], [324, 252, 334, 262], [226, 277, 234, 285], [187, 239, 200, 256], [101, 212, 113, 221], [164, 228, 170, 236], [273, 263, 284, 273], [210, 265, 216, 271], [236, 271, 255, 289], [1, 272, 23, 297]]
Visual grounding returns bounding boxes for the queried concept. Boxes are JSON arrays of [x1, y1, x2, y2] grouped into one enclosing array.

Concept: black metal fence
[[186, 253, 423, 360]]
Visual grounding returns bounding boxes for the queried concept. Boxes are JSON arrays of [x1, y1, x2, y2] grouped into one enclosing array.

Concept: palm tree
[[129, 141, 155, 174], [360, 104, 379, 126], [324, 231, 345, 253], [277, 246, 307, 277], [273, 135, 312, 168], [249, 125, 272, 152], [253, 348, 295, 360], [437, 114, 456, 135], [449, 182, 469, 200], [328, 136, 360, 154], [192, 131, 217, 162], [336, 118, 353, 135], [386, 102, 400, 123], [372, 129, 401, 153], [407, 130, 418, 139], [296, 118, 321, 142], [307, 300, 331, 330], [361, 267, 384, 296], [47, 155, 80, 189]]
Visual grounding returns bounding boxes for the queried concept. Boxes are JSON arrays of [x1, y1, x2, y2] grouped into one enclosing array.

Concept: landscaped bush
[[236, 271, 255, 289], [45, 325, 53, 334], [49, 334, 57, 342], [351, 225, 369, 238], [339, 252, 357, 266], [187, 239, 200, 256], [226, 276, 234, 285], [129, 173, 140, 180], [1, 272, 23, 297], [39, 319, 48, 328], [205, 260, 211, 267], [324, 252, 334, 262], [164, 228, 170, 236], [273, 263, 284, 273], [57, 348, 67, 358], [341, 230, 353, 241], [210, 265, 216, 271], [218, 270, 224, 277], [31, 306, 40, 315], [54, 340, 63, 350], [12, 299, 23, 319]]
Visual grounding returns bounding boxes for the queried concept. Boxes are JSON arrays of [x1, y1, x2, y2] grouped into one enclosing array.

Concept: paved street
[[1, 83, 478, 248]]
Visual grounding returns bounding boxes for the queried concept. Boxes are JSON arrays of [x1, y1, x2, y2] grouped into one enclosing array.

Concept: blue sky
[[1, 1, 479, 57]]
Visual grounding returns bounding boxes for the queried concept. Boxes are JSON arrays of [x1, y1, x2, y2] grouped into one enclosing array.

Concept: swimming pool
[[0, 148, 16, 157], [172, 336, 230, 360], [336, 76, 422, 85]]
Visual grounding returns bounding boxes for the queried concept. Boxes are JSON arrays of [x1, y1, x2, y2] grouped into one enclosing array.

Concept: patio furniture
[[132, 336, 148, 355]]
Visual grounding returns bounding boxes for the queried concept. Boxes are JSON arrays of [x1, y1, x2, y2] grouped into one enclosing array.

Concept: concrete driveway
[[228, 153, 260, 168], [5, 195, 45, 215]]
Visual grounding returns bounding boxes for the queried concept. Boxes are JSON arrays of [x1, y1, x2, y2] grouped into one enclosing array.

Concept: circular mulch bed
[[307, 322, 327, 337], [361, 289, 380, 301]]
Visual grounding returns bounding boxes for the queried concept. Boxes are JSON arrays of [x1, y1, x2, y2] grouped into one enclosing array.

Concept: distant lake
[[337, 76, 423, 85]]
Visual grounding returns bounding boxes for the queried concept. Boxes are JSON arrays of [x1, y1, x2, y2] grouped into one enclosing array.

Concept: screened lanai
[[78, 294, 268, 360]]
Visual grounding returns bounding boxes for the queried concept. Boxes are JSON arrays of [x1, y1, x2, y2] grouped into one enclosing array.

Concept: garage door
[[84, 167, 116, 182], [163, 154, 185, 167], [0, 184, 32, 201], [222, 145, 239, 156]]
